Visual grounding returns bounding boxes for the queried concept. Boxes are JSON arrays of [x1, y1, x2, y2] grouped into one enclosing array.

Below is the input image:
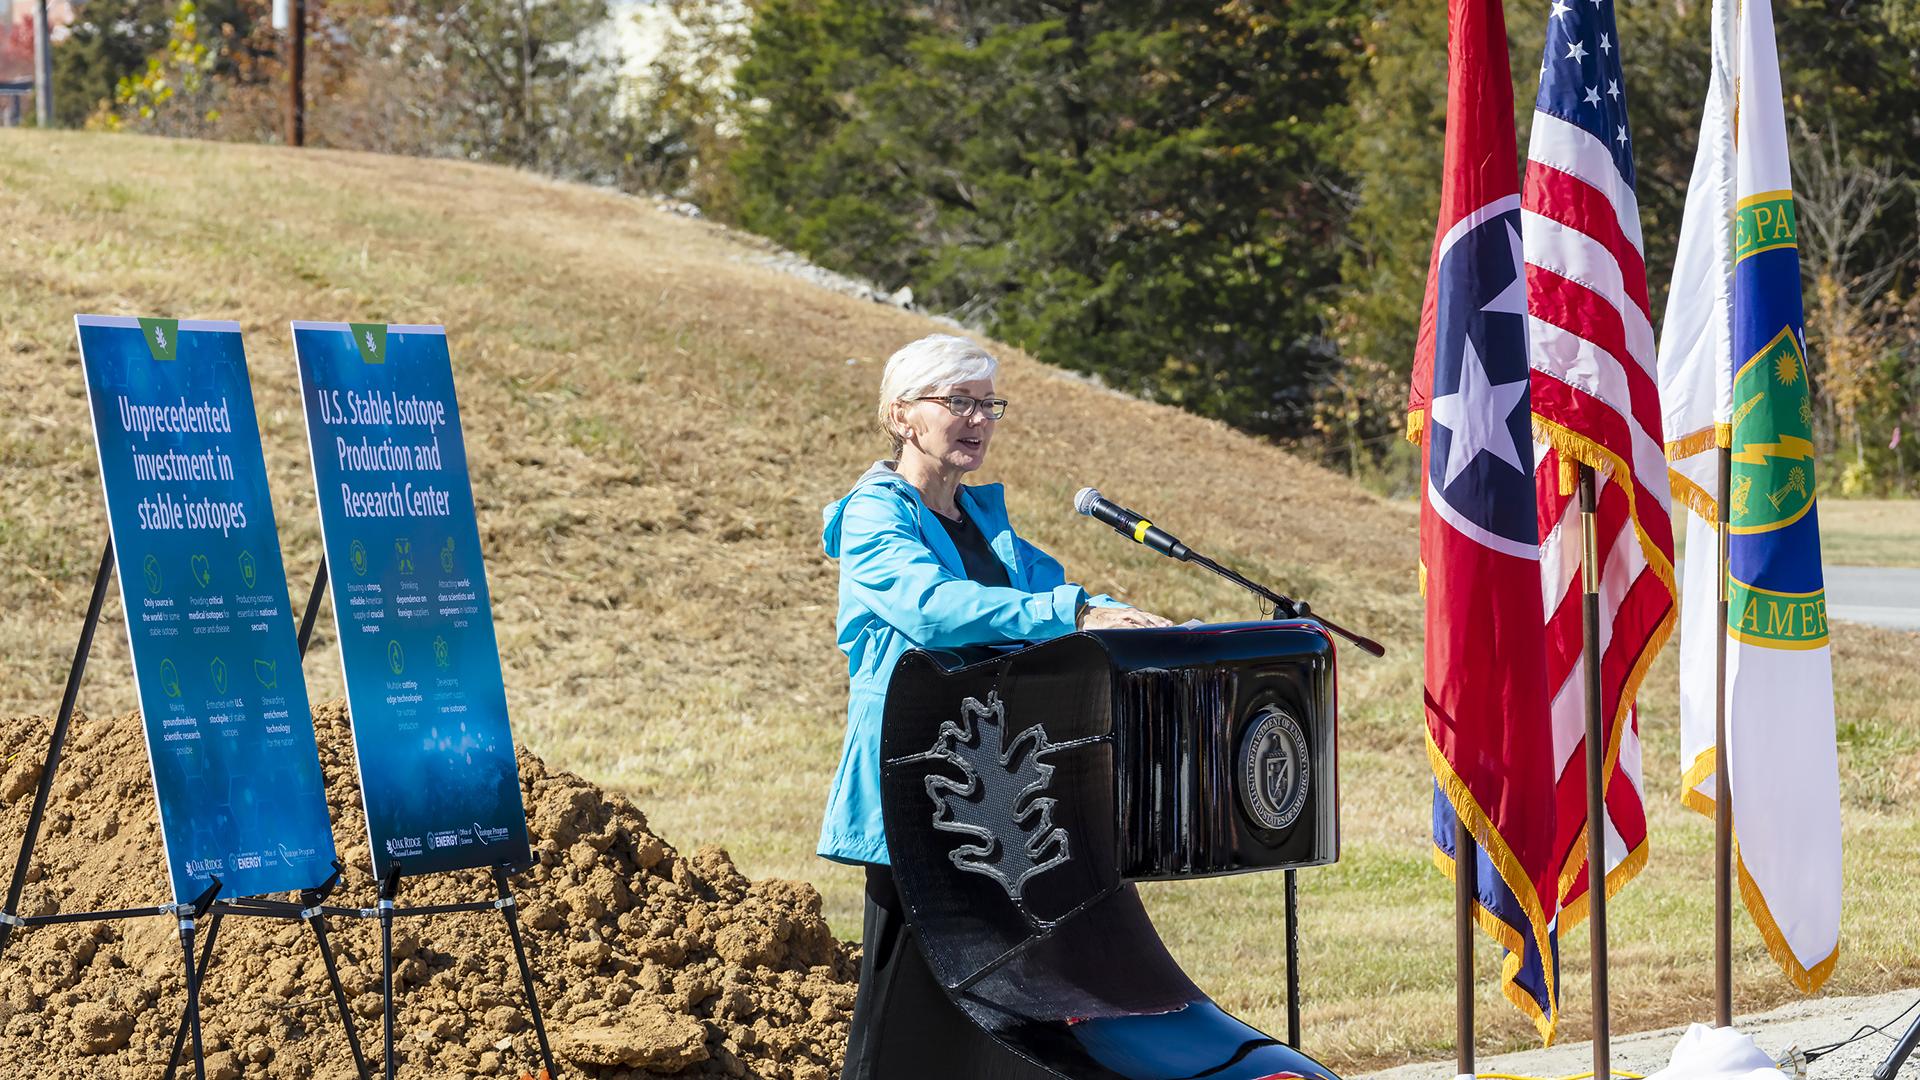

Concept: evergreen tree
[[731, 1, 1362, 438]]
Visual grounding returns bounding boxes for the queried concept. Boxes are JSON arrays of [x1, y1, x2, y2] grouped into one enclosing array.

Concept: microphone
[[1074, 487, 1191, 560], [1071, 485, 1387, 657]]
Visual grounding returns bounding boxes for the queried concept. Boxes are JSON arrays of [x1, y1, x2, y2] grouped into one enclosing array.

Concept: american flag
[[1410, 0, 1562, 1043], [1523, 0, 1676, 927]]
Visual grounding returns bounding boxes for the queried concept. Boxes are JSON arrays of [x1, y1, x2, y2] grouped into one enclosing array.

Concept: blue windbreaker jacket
[[818, 462, 1119, 865]]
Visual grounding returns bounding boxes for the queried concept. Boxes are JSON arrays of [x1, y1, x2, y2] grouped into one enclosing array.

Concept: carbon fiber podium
[[877, 621, 1343, 1080]]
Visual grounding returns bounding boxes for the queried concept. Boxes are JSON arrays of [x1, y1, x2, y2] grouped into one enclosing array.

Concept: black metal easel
[[295, 558, 559, 1080], [161, 862, 370, 1080], [0, 539, 371, 1080], [159, 556, 371, 1079], [0, 539, 227, 1080]]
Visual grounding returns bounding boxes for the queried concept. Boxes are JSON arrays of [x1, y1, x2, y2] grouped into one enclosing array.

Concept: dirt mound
[[0, 701, 859, 1079]]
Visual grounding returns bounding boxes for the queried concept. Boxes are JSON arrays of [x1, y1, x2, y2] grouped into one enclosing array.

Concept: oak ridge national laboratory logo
[[1239, 706, 1310, 833]]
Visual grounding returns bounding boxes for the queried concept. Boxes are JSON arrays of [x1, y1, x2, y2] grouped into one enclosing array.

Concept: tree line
[[49, 0, 1920, 493]]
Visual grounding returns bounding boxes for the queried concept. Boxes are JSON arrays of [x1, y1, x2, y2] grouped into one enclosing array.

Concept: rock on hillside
[[0, 702, 858, 1078]]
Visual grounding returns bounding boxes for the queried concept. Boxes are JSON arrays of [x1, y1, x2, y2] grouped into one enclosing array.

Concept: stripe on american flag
[[1523, 0, 1675, 926]]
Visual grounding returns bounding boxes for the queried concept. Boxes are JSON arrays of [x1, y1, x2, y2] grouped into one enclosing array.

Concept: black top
[[935, 503, 1012, 589]]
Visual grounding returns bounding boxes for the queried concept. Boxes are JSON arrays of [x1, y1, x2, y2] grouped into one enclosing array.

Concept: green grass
[[0, 130, 1916, 1073], [1673, 498, 1920, 569], [1818, 499, 1920, 567]]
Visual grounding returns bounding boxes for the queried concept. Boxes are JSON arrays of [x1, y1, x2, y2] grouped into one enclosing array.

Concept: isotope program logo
[[1238, 707, 1310, 833]]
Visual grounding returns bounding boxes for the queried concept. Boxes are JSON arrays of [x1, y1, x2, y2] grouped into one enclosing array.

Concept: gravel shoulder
[[1360, 988, 1920, 1079]]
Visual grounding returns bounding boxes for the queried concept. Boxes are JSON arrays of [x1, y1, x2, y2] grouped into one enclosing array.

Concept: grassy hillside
[[1, 130, 1916, 1073]]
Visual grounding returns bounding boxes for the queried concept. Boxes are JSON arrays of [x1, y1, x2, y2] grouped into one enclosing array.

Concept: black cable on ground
[[1800, 996, 1920, 1063]]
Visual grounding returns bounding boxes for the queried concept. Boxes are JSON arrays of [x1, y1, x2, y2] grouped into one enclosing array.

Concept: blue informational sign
[[292, 322, 532, 880], [75, 316, 340, 904]]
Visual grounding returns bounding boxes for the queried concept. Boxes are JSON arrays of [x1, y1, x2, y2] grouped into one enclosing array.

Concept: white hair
[[876, 334, 999, 451]]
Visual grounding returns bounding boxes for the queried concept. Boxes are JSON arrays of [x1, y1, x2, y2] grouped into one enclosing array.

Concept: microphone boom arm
[[1073, 487, 1384, 657], [1181, 550, 1386, 658]]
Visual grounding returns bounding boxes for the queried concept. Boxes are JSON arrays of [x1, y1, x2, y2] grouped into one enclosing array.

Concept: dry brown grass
[[1, 130, 1915, 1073], [1817, 499, 1920, 567]]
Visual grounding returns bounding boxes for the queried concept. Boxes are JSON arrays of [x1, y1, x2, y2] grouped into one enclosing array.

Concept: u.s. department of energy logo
[[1239, 707, 1310, 832]]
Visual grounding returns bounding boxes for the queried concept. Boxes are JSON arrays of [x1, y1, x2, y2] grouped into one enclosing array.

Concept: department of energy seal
[[1239, 707, 1310, 832]]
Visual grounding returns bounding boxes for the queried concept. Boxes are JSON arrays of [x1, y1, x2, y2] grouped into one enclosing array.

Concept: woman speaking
[[818, 334, 1168, 1077]]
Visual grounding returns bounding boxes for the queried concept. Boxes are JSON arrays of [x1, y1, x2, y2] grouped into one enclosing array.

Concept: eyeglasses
[[914, 394, 1008, 420]]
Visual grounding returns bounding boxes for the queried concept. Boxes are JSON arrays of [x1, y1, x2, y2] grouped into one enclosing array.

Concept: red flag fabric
[[1413, 0, 1563, 1043]]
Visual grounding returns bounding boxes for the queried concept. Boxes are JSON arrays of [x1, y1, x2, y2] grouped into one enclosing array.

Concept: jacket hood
[[821, 461, 913, 559]]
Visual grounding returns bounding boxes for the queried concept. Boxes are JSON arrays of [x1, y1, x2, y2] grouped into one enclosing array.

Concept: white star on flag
[[1431, 220, 1530, 487], [1566, 39, 1588, 62], [1550, 0, 1571, 17], [1616, 124, 1629, 145], [1478, 221, 1528, 318], [1431, 337, 1531, 486], [1585, 86, 1602, 107], [1607, 78, 1620, 99]]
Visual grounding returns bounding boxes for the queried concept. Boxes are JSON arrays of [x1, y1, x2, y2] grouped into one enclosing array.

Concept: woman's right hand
[[1080, 606, 1174, 630]]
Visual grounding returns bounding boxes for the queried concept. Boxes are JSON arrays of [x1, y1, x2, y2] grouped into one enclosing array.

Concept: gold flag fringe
[[1531, 414, 1678, 927]]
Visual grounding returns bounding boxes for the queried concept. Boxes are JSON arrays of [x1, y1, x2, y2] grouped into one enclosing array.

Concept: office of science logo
[[1729, 325, 1816, 535], [1238, 707, 1310, 833]]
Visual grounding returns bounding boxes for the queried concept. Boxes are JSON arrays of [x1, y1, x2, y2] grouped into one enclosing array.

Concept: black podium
[[877, 621, 1343, 1080]]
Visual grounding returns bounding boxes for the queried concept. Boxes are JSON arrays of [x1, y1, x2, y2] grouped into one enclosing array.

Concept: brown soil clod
[[0, 701, 860, 1078]]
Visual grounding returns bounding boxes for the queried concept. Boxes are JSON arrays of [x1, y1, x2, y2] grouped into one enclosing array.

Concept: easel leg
[[493, 865, 557, 1079], [180, 915, 208, 1080], [166, 907, 227, 1078], [0, 539, 113, 959], [297, 557, 329, 660], [380, 866, 401, 1080], [308, 912, 372, 1080]]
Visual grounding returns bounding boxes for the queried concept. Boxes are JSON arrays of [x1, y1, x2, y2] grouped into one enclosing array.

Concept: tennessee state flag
[[1408, 0, 1563, 1044]]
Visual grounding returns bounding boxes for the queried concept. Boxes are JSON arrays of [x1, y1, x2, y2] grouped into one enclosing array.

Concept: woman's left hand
[[1082, 606, 1175, 630]]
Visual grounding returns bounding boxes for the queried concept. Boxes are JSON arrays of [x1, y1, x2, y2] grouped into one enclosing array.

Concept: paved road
[[1826, 566, 1920, 632]]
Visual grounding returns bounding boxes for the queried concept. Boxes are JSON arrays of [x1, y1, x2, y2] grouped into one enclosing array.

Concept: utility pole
[[278, 0, 304, 146], [32, 0, 51, 126]]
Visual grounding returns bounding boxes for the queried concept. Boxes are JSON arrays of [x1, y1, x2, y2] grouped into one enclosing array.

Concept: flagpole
[[1728, 441, 1743, 1022], [1579, 465, 1612, 1079], [1717, 0, 1739, 1022], [1455, 817, 1476, 1080]]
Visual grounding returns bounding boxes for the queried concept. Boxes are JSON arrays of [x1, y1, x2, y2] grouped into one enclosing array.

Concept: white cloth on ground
[[1645, 1023, 1789, 1080]]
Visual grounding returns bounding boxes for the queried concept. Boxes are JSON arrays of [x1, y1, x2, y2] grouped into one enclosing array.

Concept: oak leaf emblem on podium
[[919, 691, 1070, 921]]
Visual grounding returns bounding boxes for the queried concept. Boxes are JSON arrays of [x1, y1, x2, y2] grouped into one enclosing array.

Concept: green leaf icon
[[137, 318, 180, 361], [350, 323, 389, 365]]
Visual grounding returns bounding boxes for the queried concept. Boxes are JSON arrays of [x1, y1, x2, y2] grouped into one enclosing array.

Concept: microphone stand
[[1179, 548, 1386, 658]]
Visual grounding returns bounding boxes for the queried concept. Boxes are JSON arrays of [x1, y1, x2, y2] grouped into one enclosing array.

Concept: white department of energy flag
[[1655, 0, 1840, 992]]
